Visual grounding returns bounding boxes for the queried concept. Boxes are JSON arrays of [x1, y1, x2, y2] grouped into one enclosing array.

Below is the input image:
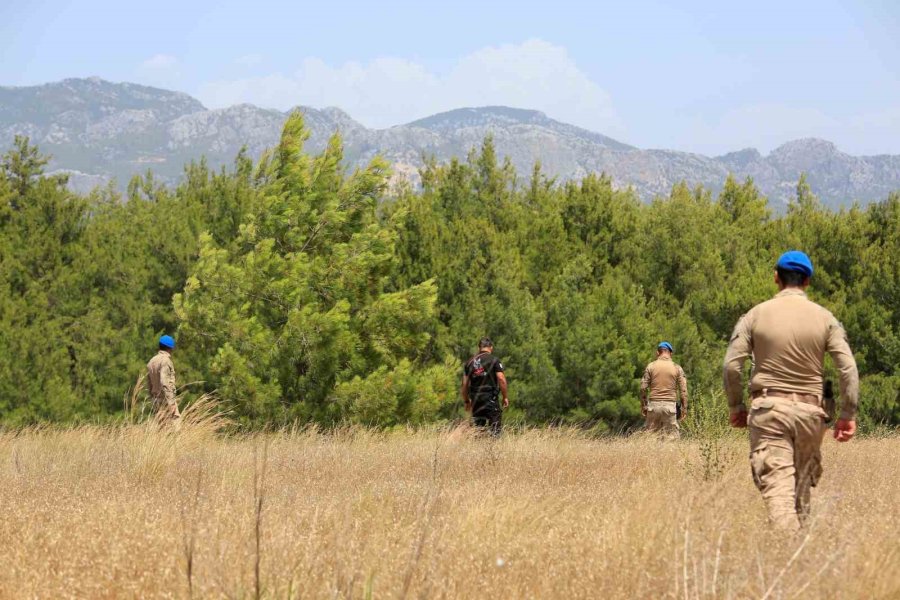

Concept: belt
[[750, 389, 821, 406]]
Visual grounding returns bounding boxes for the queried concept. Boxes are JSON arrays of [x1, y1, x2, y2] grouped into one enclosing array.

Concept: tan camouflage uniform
[[640, 356, 688, 438], [147, 350, 180, 424], [724, 288, 859, 530]]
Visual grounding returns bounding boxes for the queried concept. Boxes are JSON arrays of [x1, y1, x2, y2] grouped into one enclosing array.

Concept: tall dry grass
[[1, 419, 898, 599]]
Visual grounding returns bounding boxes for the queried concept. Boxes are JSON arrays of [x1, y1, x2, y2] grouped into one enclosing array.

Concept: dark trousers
[[472, 398, 502, 436]]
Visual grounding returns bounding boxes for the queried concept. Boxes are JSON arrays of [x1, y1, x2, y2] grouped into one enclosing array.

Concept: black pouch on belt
[[823, 380, 835, 424]]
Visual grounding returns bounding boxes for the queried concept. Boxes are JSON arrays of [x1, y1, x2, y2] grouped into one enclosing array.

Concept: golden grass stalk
[[0, 426, 897, 598]]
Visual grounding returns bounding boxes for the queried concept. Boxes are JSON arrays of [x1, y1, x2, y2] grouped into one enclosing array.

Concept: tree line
[[1, 113, 898, 430]]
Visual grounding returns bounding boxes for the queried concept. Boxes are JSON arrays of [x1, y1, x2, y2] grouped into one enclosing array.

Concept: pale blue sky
[[2, 0, 898, 155]]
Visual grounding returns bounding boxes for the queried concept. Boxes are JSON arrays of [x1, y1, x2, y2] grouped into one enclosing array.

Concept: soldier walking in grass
[[461, 337, 509, 436], [640, 341, 688, 438], [724, 251, 859, 531], [147, 334, 180, 426]]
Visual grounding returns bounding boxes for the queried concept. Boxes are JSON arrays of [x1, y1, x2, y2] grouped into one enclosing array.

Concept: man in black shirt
[[461, 337, 509, 435]]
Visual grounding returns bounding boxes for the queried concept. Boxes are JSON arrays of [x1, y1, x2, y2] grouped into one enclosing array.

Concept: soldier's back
[[646, 358, 680, 401], [147, 352, 171, 375], [746, 290, 835, 395], [146, 351, 173, 398]]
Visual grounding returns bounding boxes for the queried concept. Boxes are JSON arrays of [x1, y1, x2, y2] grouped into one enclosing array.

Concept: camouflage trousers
[[645, 401, 680, 439], [151, 397, 181, 428], [749, 396, 828, 531]]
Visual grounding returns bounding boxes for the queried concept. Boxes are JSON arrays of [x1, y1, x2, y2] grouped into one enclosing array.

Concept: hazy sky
[[2, 0, 898, 155]]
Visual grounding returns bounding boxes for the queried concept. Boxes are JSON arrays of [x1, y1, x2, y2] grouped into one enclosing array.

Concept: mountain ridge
[[2, 77, 899, 207]]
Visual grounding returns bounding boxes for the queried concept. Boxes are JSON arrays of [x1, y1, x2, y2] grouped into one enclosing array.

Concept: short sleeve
[[494, 359, 504, 373]]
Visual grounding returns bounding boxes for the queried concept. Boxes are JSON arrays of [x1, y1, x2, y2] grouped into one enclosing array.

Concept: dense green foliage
[[1, 115, 898, 430]]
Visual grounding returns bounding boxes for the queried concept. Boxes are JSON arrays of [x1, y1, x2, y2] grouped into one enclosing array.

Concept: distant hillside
[[2, 78, 899, 207]]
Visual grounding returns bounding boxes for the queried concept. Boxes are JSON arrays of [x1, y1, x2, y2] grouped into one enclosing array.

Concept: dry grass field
[[2, 417, 899, 599]]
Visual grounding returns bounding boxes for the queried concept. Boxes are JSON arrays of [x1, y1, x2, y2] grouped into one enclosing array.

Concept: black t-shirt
[[464, 352, 504, 401]]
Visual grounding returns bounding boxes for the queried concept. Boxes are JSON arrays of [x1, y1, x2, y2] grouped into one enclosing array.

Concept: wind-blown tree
[[0, 137, 211, 424], [1, 130, 898, 431], [0, 138, 87, 421], [175, 113, 454, 426], [390, 140, 563, 423], [846, 193, 900, 428]]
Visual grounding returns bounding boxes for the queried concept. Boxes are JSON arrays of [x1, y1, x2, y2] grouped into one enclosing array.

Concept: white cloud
[[687, 104, 839, 155], [141, 54, 178, 70], [678, 103, 900, 156], [197, 39, 623, 136], [235, 53, 264, 67]]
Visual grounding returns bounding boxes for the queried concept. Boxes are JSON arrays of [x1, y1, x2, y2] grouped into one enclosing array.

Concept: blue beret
[[159, 335, 176, 349], [776, 250, 813, 278], [658, 341, 673, 352]]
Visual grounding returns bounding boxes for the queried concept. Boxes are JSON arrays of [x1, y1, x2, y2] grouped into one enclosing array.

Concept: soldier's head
[[159, 335, 176, 354], [774, 250, 813, 290], [657, 341, 673, 357], [478, 337, 494, 353]]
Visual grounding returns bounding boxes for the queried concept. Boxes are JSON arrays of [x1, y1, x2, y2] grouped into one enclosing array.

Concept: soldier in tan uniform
[[147, 335, 180, 425], [640, 342, 688, 438], [724, 251, 859, 531]]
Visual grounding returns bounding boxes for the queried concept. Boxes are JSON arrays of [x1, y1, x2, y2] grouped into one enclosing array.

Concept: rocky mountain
[[2, 78, 899, 208]]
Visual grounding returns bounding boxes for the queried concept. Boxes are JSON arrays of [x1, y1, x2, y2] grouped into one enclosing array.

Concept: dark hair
[[159, 343, 171, 351], [777, 267, 808, 287], [479, 337, 493, 349]]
